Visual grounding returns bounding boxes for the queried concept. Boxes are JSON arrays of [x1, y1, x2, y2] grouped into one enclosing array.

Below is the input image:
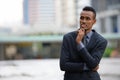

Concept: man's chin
[[80, 27, 87, 30]]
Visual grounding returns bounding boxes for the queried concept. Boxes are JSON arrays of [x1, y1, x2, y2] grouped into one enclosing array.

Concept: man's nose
[[81, 19, 86, 24], [82, 19, 87, 23]]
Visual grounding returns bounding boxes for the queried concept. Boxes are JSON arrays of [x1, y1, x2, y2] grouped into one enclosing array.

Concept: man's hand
[[76, 28, 85, 44], [92, 65, 99, 71]]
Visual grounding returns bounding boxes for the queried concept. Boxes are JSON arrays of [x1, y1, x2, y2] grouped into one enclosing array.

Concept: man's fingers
[[92, 65, 99, 71], [77, 28, 85, 34]]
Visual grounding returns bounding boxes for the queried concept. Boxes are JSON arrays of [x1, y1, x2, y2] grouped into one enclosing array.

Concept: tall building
[[23, 0, 55, 26], [92, 0, 120, 34], [23, 0, 91, 33], [91, 0, 120, 48]]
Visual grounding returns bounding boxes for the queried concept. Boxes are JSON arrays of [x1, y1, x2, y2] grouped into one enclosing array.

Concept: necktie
[[83, 35, 88, 46]]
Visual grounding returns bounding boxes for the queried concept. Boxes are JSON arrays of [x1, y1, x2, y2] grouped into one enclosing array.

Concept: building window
[[100, 18, 106, 33], [111, 15, 118, 33], [107, 0, 120, 6]]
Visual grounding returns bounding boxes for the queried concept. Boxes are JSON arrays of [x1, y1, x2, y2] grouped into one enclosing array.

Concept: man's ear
[[93, 19, 96, 24]]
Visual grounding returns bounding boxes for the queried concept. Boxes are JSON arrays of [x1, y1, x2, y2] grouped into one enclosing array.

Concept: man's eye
[[86, 17, 90, 20], [80, 17, 84, 20]]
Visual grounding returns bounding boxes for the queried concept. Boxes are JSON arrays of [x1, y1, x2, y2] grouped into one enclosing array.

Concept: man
[[60, 6, 107, 80]]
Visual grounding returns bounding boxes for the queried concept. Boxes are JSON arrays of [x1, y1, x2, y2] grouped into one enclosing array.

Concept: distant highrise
[[92, 0, 120, 33], [23, 0, 29, 24], [23, 0, 91, 32], [23, 0, 55, 26]]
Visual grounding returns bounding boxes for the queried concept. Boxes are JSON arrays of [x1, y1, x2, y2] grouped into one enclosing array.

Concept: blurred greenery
[[103, 47, 113, 57]]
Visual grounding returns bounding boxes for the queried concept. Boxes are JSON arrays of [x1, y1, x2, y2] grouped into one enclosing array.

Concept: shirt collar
[[86, 30, 93, 39]]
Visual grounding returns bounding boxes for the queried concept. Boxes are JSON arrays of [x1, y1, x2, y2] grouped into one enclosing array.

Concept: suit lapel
[[86, 31, 97, 51]]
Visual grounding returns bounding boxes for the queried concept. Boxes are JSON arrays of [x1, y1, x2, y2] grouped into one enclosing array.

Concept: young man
[[60, 6, 107, 80]]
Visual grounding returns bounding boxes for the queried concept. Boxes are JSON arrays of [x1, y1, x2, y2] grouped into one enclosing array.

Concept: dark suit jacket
[[60, 30, 107, 80]]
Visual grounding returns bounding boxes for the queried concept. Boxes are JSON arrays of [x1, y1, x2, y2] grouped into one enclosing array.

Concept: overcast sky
[[0, 0, 23, 26]]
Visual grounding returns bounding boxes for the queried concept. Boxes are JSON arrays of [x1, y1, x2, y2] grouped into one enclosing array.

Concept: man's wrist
[[77, 42, 85, 51]]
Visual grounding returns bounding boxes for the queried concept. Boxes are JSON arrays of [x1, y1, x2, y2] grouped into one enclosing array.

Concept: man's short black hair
[[82, 6, 96, 19]]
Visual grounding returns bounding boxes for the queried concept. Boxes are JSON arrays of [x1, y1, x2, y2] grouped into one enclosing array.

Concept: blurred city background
[[0, 0, 120, 80]]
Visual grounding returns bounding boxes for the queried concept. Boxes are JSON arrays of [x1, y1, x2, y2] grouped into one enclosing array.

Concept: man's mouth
[[81, 24, 87, 28]]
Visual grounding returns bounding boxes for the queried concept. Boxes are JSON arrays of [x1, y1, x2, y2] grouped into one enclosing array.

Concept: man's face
[[80, 11, 96, 32]]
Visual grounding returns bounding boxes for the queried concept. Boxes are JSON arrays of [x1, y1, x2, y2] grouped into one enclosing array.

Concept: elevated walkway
[[0, 33, 120, 43]]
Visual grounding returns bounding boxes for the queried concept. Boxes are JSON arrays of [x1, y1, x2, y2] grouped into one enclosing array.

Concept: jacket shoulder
[[64, 31, 77, 38], [93, 30, 107, 43]]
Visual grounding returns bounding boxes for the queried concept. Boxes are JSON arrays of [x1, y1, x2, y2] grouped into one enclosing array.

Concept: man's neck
[[85, 29, 92, 34]]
